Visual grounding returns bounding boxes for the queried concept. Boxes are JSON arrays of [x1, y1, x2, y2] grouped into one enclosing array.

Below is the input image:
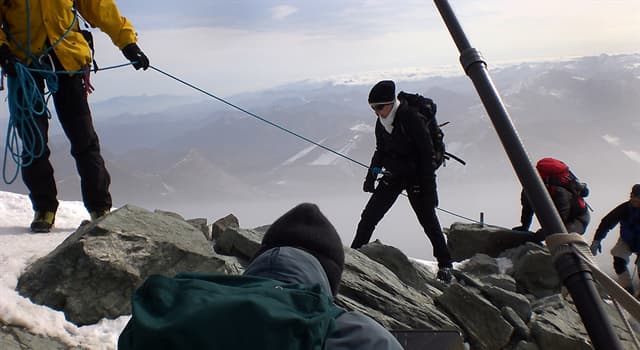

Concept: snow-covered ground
[[0, 191, 128, 350]]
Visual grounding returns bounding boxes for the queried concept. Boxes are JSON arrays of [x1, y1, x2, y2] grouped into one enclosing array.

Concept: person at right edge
[[590, 184, 640, 295], [350, 80, 454, 283]]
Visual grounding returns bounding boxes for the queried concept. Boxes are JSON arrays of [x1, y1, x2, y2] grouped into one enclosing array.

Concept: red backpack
[[535, 158, 588, 210]]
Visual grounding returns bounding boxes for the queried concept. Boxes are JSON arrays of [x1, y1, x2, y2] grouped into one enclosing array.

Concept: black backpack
[[397, 91, 447, 169]]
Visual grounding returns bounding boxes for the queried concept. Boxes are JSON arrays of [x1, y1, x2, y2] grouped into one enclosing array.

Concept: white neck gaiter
[[378, 98, 400, 134]]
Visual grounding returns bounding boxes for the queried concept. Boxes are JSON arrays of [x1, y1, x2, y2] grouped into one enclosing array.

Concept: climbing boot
[[90, 209, 110, 221], [30, 211, 56, 233], [437, 267, 453, 283]]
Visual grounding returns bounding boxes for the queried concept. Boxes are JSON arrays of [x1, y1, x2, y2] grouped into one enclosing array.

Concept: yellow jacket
[[0, 0, 138, 71]]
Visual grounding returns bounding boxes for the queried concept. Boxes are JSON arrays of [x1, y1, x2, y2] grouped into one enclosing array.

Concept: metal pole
[[432, 1, 623, 348]]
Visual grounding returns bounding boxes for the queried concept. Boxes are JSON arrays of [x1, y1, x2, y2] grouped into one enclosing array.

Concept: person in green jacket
[[0, 0, 149, 232]]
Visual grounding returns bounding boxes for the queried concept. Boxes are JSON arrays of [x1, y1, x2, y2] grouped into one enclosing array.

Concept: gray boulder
[[186, 218, 210, 240], [212, 226, 263, 261], [0, 325, 83, 350], [529, 295, 592, 349], [437, 283, 514, 350], [16, 205, 243, 326], [446, 223, 536, 261], [460, 253, 500, 276], [211, 214, 239, 240], [482, 285, 532, 322], [358, 241, 442, 297], [338, 248, 458, 331], [512, 250, 561, 298]]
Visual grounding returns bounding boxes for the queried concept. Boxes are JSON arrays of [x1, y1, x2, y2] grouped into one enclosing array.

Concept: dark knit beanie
[[368, 80, 396, 104], [254, 203, 345, 296], [632, 184, 640, 196]]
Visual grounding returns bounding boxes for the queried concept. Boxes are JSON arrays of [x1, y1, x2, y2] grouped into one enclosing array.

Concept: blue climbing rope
[[149, 66, 371, 169], [1, 62, 135, 184], [2, 63, 51, 184], [149, 65, 490, 226], [1, 60, 489, 226]]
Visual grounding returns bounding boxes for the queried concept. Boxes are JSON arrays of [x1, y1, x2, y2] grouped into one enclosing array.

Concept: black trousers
[[17, 61, 111, 213], [351, 176, 452, 268]]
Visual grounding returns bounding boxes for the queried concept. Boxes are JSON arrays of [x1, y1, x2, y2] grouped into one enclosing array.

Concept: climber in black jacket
[[350, 80, 453, 282]]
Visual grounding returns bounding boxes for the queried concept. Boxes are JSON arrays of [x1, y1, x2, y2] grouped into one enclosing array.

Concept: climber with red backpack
[[513, 157, 590, 238]]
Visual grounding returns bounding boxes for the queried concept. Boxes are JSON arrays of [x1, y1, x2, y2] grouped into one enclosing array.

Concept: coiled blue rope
[[2, 61, 135, 184], [2, 62, 55, 184]]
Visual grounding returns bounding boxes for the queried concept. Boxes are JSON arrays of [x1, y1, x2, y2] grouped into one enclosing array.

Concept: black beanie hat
[[368, 80, 396, 104], [254, 203, 345, 296], [632, 184, 640, 196]]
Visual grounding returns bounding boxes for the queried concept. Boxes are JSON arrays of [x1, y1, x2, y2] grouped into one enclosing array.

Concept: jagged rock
[[0, 324, 83, 350], [338, 248, 458, 331], [212, 226, 263, 261], [153, 209, 184, 221], [16, 205, 243, 326], [529, 295, 592, 349], [446, 223, 536, 261], [479, 274, 517, 293], [499, 242, 548, 275], [512, 340, 540, 350], [501, 306, 530, 340], [512, 250, 561, 298], [186, 218, 210, 240], [460, 253, 500, 276], [358, 240, 441, 297], [437, 283, 514, 350], [252, 224, 270, 234], [13, 211, 639, 349], [452, 270, 484, 289], [482, 285, 532, 322], [211, 214, 239, 240]]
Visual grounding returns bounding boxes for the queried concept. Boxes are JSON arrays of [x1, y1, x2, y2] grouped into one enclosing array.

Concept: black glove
[[0, 44, 17, 77], [122, 43, 149, 70], [363, 177, 375, 193], [512, 225, 529, 232]]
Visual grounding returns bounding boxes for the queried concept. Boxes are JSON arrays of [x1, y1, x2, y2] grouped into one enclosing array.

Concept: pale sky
[[76, 0, 640, 103]]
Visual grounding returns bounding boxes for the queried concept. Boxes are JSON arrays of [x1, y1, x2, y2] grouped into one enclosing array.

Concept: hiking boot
[[30, 211, 56, 233], [90, 209, 110, 221], [437, 267, 453, 283]]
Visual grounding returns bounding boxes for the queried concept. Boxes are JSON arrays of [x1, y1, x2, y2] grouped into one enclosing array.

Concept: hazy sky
[[73, 0, 640, 103]]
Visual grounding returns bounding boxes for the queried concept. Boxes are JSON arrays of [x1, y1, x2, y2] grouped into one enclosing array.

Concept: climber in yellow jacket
[[0, 0, 149, 233]]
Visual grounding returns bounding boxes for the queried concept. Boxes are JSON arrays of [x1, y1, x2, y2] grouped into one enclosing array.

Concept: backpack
[[397, 91, 447, 169], [118, 273, 345, 350], [535, 157, 589, 211]]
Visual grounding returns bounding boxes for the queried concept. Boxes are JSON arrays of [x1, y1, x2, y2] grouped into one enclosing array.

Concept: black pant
[[17, 60, 111, 213], [351, 176, 452, 268]]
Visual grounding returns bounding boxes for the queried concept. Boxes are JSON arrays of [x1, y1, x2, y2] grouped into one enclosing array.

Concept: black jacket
[[593, 202, 640, 252], [367, 101, 435, 184], [520, 186, 590, 234]]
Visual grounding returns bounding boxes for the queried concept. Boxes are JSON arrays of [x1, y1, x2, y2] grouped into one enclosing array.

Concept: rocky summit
[[3, 205, 639, 349]]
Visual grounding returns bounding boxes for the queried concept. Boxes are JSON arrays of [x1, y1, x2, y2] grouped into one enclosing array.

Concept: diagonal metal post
[[432, 1, 623, 348]]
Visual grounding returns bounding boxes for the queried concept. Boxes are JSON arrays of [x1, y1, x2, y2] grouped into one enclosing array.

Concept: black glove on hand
[[0, 44, 17, 77], [363, 177, 375, 193], [122, 43, 149, 70]]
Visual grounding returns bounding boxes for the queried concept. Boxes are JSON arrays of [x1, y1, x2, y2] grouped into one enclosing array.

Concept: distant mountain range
[[1, 53, 639, 212]]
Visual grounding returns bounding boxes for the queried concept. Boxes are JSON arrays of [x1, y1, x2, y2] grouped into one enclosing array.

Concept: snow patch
[[622, 150, 640, 164], [350, 123, 374, 133], [282, 139, 327, 166], [602, 134, 620, 146]]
